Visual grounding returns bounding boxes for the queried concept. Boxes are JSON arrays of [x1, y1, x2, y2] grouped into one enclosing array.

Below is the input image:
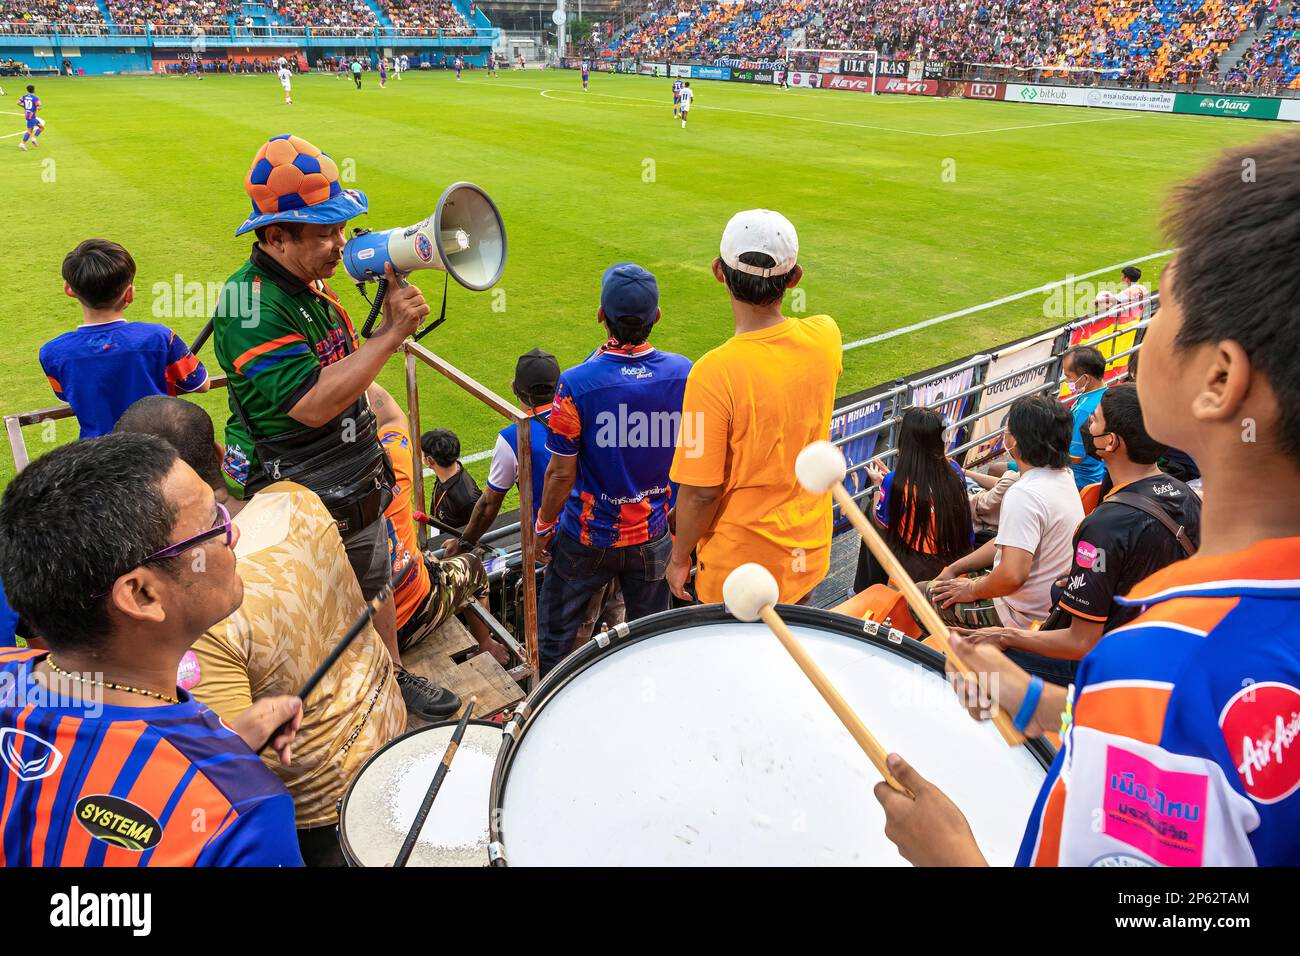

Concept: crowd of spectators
[[272, 0, 376, 30], [104, 0, 236, 34], [1226, 11, 1299, 89], [0, 0, 107, 34], [379, 0, 475, 35], [610, 0, 1288, 89], [804, 0, 1085, 64]]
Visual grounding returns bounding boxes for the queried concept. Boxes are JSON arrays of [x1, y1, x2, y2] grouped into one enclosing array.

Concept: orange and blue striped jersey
[[546, 343, 691, 548], [38, 319, 208, 439], [1018, 537, 1300, 866], [0, 649, 302, 867]]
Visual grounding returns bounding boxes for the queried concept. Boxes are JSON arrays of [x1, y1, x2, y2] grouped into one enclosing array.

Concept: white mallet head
[[723, 563, 780, 622], [795, 440, 847, 494]]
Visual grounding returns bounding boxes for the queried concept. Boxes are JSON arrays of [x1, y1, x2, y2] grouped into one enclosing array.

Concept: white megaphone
[[343, 181, 507, 338]]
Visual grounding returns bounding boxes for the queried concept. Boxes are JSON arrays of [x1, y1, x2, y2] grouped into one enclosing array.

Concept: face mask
[[1081, 423, 1113, 460], [1064, 376, 1085, 395]]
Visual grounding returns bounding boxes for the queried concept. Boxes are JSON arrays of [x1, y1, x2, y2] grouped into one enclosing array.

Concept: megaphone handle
[[412, 272, 450, 343]]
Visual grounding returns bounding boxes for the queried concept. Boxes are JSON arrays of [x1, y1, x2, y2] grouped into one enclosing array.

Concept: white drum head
[[494, 610, 1051, 866], [342, 721, 502, 867]]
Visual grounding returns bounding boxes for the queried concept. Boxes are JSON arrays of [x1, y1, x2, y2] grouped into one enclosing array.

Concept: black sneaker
[[396, 669, 461, 721]]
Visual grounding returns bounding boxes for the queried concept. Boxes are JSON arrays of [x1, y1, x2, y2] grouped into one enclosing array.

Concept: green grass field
[[0, 69, 1282, 494]]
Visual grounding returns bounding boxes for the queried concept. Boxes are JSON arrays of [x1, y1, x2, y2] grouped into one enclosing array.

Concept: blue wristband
[[1014, 676, 1044, 733]]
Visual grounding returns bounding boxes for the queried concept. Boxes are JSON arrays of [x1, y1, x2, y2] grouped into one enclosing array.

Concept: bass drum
[[490, 605, 1055, 866], [340, 720, 502, 867]]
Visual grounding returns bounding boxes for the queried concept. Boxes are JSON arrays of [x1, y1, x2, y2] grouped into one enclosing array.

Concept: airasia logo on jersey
[[1219, 681, 1300, 804]]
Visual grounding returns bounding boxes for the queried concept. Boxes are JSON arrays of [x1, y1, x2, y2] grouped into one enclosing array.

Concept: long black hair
[[885, 407, 972, 561]]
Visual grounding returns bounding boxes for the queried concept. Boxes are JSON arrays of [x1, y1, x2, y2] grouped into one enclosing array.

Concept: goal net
[[782, 47, 880, 93]]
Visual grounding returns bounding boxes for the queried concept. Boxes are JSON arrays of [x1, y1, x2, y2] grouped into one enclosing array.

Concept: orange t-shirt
[[670, 315, 842, 604], [380, 421, 431, 630]]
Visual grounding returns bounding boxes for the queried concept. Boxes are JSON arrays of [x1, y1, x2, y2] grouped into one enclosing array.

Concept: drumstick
[[258, 556, 410, 755], [393, 697, 477, 868], [795, 441, 1026, 747], [722, 565, 911, 797]]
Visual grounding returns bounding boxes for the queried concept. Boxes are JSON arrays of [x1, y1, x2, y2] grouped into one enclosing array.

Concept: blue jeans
[[538, 529, 672, 676], [1005, 648, 1079, 687]]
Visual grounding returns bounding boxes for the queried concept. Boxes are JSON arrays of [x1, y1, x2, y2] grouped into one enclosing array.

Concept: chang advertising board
[[692, 65, 730, 81], [1174, 93, 1281, 120]]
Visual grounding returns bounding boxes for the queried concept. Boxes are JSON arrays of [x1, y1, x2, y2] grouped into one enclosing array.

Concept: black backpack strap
[[1106, 490, 1196, 557]]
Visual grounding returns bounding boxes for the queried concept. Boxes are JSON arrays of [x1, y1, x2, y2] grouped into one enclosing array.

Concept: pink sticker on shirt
[[1103, 745, 1208, 867], [1075, 540, 1098, 570], [176, 650, 202, 691]]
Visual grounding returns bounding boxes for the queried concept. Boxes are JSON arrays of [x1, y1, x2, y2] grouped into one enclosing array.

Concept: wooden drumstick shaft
[[831, 484, 1027, 747], [757, 605, 912, 797]]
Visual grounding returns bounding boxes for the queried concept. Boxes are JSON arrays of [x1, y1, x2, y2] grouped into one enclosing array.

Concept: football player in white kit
[[679, 81, 693, 129], [279, 63, 293, 104]]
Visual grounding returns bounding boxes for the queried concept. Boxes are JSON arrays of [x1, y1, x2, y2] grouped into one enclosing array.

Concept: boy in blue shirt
[[39, 239, 209, 439]]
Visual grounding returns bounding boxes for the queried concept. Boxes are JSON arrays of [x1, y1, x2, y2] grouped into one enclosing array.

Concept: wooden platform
[[401, 614, 524, 728]]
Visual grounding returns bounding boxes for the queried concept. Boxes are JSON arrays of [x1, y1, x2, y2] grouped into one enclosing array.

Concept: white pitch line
[[937, 113, 1145, 137], [842, 249, 1174, 351]]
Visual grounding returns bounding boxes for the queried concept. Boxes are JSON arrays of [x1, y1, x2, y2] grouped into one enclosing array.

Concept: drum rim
[[488, 603, 1057, 866], [338, 718, 503, 867]]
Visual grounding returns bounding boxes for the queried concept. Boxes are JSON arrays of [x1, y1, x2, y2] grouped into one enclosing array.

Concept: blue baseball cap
[[600, 262, 659, 326]]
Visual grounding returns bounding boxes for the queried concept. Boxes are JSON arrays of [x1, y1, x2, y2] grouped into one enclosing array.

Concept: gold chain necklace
[[46, 657, 180, 705]]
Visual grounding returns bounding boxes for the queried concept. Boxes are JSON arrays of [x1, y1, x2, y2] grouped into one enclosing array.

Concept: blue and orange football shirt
[[39, 319, 208, 439], [0, 648, 302, 867], [18, 92, 39, 126], [547, 342, 691, 548], [1017, 537, 1300, 866]]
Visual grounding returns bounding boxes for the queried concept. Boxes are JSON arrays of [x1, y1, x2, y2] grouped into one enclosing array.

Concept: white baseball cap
[[720, 209, 799, 277]]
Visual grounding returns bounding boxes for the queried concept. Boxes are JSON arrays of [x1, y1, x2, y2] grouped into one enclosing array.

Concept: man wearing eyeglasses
[[0, 434, 305, 866]]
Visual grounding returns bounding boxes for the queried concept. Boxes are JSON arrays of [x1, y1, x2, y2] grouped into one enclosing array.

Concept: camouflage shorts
[[918, 577, 1004, 631], [397, 552, 490, 652]]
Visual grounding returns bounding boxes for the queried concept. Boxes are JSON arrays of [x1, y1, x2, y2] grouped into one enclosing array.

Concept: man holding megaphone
[[210, 133, 461, 721]]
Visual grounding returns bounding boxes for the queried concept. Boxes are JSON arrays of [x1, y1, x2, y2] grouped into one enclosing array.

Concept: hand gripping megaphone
[[343, 181, 507, 341]]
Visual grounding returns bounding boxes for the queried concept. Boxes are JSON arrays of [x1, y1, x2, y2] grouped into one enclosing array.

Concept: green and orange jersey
[[0, 648, 302, 866], [212, 247, 361, 498]]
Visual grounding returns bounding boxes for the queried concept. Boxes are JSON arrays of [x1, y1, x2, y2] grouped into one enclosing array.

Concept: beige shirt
[[185, 482, 406, 828]]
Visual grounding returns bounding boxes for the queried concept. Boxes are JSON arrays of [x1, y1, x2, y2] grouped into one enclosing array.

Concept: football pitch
[[0, 69, 1279, 491]]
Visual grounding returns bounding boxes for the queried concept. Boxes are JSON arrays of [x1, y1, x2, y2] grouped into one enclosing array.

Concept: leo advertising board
[[962, 81, 1005, 100]]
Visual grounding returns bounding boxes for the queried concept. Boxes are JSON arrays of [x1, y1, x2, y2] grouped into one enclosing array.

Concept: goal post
[[781, 47, 880, 94]]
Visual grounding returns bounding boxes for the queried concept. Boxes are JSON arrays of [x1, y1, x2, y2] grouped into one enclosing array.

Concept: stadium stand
[[0, 1, 108, 34], [378, 0, 476, 34], [1226, 10, 1300, 89], [272, 0, 379, 29], [608, 0, 1286, 88], [103, 0, 238, 33]]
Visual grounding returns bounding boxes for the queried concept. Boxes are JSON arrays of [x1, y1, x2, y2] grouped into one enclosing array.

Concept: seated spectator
[[1062, 345, 1109, 489], [536, 263, 691, 676], [448, 347, 560, 553], [114, 396, 408, 865], [39, 239, 209, 439], [958, 383, 1201, 684], [0, 434, 304, 866], [371, 386, 506, 664], [854, 407, 974, 592], [420, 427, 481, 531], [921, 393, 1083, 631]]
